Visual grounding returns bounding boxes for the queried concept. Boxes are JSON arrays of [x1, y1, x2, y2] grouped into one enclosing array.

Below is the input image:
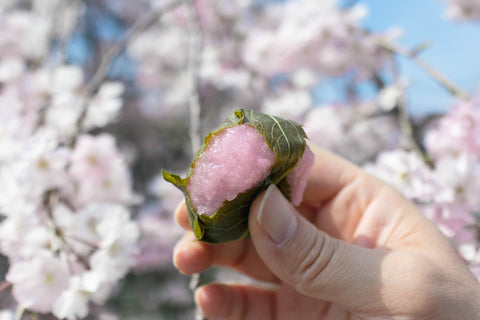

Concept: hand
[[173, 145, 480, 320]]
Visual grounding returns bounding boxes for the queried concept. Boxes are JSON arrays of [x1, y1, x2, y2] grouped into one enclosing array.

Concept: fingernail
[[256, 185, 298, 246]]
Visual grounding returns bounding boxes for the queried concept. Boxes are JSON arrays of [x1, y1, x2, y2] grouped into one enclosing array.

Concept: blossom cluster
[[261, 82, 402, 164], [1, 0, 480, 318], [0, 4, 141, 319], [443, 0, 480, 21], [242, 0, 395, 78], [0, 105, 138, 318], [364, 97, 480, 279], [128, 0, 398, 126]]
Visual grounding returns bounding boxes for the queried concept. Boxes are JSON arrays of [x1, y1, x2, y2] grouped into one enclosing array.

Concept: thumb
[[249, 185, 384, 309]]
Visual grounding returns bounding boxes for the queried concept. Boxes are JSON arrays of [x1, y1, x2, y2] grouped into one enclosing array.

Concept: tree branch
[[397, 94, 433, 167], [184, 0, 203, 154], [0, 281, 11, 294], [183, 2, 206, 319], [74, 0, 183, 134], [377, 40, 471, 100]]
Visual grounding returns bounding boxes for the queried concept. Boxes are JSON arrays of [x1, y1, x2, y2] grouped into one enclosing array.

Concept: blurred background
[[0, 0, 479, 319]]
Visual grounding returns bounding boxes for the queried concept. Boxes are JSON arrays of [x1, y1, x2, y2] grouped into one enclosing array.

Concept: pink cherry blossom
[[70, 134, 123, 181], [52, 276, 90, 320], [6, 250, 70, 313], [133, 204, 185, 272], [425, 98, 480, 160], [364, 149, 437, 202], [432, 154, 480, 211], [443, 0, 480, 20]]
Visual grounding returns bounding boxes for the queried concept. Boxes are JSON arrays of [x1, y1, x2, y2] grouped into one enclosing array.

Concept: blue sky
[[362, 0, 480, 114]]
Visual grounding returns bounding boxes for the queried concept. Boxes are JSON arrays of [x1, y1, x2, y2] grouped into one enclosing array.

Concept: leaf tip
[[162, 169, 185, 190]]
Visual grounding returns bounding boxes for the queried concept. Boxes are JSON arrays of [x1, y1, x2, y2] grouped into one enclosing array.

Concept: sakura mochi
[[187, 124, 275, 217], [163, 108, 314, 243]]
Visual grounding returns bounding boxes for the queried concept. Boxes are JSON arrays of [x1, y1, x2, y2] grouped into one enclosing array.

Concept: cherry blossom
[[425, 98, 480, 159], [52, 276, 91, 320], [364, 149, 438, 202], [1, 0, 480, 318], [443, 0, 480, 20], [6, 250, 70, 313]]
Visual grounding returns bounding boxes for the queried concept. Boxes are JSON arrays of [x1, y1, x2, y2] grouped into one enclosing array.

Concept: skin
[[173, 145, 480, 320]]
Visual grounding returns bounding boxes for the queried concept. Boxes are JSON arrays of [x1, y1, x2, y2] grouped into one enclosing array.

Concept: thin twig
[[34, 0, 83, 131], [397, 94, 433, 167], [58, 0, 84, 64], [184, 1, 205, 319], [185, 0, 203, 154], [377, 40, 471, 100], [74, 0, 183, 134], [42, 190, 90, 268], [0, 281, 11, 293], [189, 272, 204, 320]]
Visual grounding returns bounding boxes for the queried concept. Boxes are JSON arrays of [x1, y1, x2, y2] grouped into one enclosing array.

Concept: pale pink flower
[[75, 160, 135, 205], [148, 174, 184, 213], [242, 0, 387, 78], [291, 69, 317, 89], [96, 205, 139, 249], [443, 0, 480, 20], [53, 203, 104, 255], [49, 65, 84, 94], [6, 250, 70, 313], [337, 114, 399, 164], [0, 213, 50, 259], [133, 206, 184, 271], [432, 154, 480, 211], [0, 11, 49, 60], [0, 310, 13, 320], [0, 57, 25, 83], [422, 203, 475, 242], [458, 243, 480, 265], [45, 92, 84, 138], [52, 276, 90, 320], [86, 205, 139, 282], [425, 98, 480, 160], [303, 105, 345, 150], [242, 30, 282, 76], [262, 89, 313, 122], [364, 149, 437, 202], [19, 129, 70, 192], [377, 80, 408, 111], [85, 82, 124, 128], [69, 134, 120, 181]]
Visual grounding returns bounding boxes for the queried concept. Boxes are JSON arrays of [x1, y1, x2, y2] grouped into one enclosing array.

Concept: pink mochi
[[288, 145, 314, 206], [187, 124, 315, 216], [187, 124, 275, 216]]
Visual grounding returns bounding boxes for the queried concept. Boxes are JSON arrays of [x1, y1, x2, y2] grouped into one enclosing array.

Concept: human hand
[[173, 145, 480, 319]]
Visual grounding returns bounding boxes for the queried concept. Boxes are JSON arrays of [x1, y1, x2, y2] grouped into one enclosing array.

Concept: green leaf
[[163, 108, 308, 243], [241, 109, 307, 200]]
